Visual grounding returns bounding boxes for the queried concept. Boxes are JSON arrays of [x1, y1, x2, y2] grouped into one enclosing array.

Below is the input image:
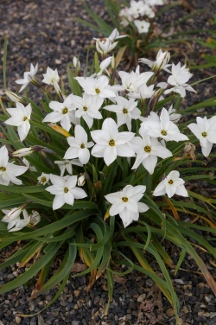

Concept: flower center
[[41, 176, 47, 183], [202, 132, 207, 137], [0, 167, 6, 171], [109, 139, 115, 146], [64, 187, 69, 193], [122, 197, 128, 202], [62, 108, 68, 114], [168, 180, 173, 184], [95, 88, 100, 94], [23, 116, 28, 121], [83, 106, 88, 111], [161, 130, 167, 136], [144, 146, 151, 153], [123, 108, 128, 114], [80, 143, 85, 149]]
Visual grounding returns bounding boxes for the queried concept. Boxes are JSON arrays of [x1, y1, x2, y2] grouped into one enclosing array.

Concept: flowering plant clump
[[1, 30, 216, 323], [77, 0, 204, 67]]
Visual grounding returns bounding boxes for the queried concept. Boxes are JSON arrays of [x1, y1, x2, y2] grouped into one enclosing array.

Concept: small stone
[[137, 294, 146, 302], [73, 290, 80, 297], [15, 316, 21, 324], [210, 312, 216, 319], [166, 308, 175, 317], [146, 279, 153, 287]]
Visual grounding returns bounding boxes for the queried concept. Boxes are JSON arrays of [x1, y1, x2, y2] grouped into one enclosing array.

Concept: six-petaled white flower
[[141, 107, 188, 142], [64, 125, 94, 164], [131, 135, 172, 174], [0, 146, 28, 185], [139, 49, 171, 73], [37, 173, 50, 185], [103, 96, 142, 131], [188, 116, 216, 157], [15, 63, 38, 93], [91, 118, 135, 166], [43, 95, 76, 131], [42, 67, 61, 93], [72, 93, 103, 128], [46, 174, 87, 210], [5, 103, 32, 141], [134, 20, 150, 34], [153, 170, 188, 198], [93, 28, 127, 55], [75, 75, 116, 104], [105, 185, 149, 227], [164, 63, 196, 98]]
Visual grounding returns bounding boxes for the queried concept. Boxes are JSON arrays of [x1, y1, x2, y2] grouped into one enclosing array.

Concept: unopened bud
[[73, 56, 80, 70], [5, 90, 25, 104], [12, 147, 34, 158], [78, 174, 86, 186]]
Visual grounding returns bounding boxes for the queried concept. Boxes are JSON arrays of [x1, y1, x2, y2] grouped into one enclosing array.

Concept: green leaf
[[0, 241, 63, 294]]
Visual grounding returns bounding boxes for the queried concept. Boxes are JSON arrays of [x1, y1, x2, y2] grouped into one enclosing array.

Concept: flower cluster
[[1, 28, 214, 234], [119, 0, 163, 33]]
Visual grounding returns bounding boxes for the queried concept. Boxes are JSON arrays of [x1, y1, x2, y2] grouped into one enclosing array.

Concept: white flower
[[188, 116, 216, 157], [54, 159, 82, 176], [91, 118, 135, 166], [141, 108, 188, 142], [42, 67, 60, 93], [131, 135, 172, 174], [72, 93, 103, 128], [46, 174, 87, 210], [134, 20, 150, 34], [93, 28, 126, 55], [129, 1, 150, 18], [2, 207, 30, 232], [15, 63, 38, 93], [139, 49, 171, 73], [5, 103, 32, 141], [128, 84, 155, 100], [118, 66, 153, 93], [0, 146, 28, 185], [119, 7, 133, 27], [37, 173, 50, 185], [64, 125, 94, 164], [153, 170, 188, 198], [43, 95, 76, 131], [103, 96, 141, 131], [164, 63, 196, 98], [75, 75, 116, 102], [105, 185, 149, 227]]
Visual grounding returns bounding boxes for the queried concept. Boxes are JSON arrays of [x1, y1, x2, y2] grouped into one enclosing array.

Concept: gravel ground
[[0, 0, 216, 324]]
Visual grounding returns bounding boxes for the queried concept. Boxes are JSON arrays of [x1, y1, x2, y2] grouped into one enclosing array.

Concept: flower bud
[[5, 90, 25, 104], [78, 174, 86, 186], [73, 56, 80, 70], [12, 147, 34, 158]]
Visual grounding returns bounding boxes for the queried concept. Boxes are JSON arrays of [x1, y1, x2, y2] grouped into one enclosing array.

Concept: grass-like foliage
[[0, 5, 216, 325]]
